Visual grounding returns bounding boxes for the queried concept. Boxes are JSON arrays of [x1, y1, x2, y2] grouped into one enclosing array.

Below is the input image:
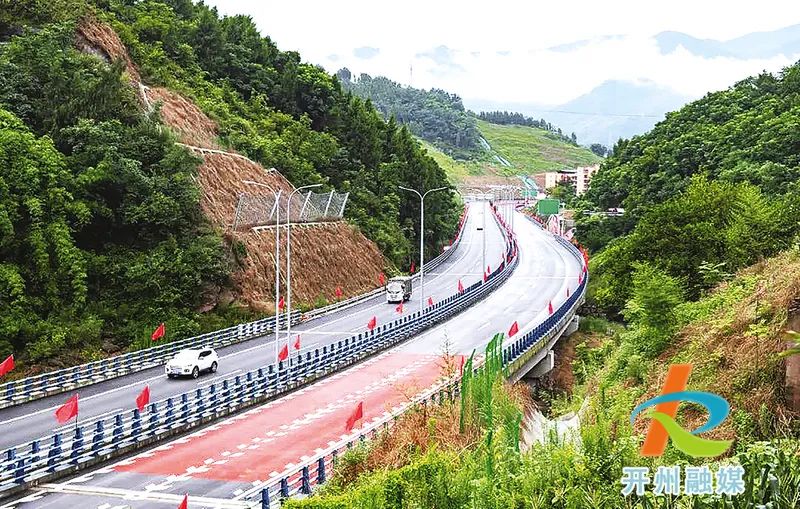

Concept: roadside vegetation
[[282, 60, 800, 508], [0, 0, 458, 369], [284, 251, 800, 507]]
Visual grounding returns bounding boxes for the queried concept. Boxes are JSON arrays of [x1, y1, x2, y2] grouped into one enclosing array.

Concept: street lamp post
[[285, 184, 323, 347], [399, 185, 449, 314], [242, 180, 283, 362]]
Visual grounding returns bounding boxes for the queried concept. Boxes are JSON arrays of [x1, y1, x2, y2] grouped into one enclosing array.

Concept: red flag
[[487, 264, 491, 274], [294, 335, 301, 350], [427, 296, 434, 307], [567, 287, 570, 297], [578, 274, 583, 285], [178, 494, 188, 509], [378, 273, 385, 286], [396, 302, 403, 314], [345, 401, 364, 432], [0, 354, 14, 377], [151, 323, 165, 341], [548, 301, 554, 315], [457, 279, 464, 293], [278, 343, 289, 361], [483, 271, 488, 283], [508, 321, 519, 337], [367, 316, 377, 331], [136, 385, 150, 412], [335, 286, 343, 299], [278, 296, 285, 311], [410, 261, 415, 273], [583, 265, 587, 274], [55, 394, 79, 424]]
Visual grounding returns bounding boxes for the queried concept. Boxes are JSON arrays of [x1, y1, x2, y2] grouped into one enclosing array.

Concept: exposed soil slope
[[77, 17, 387, 308]]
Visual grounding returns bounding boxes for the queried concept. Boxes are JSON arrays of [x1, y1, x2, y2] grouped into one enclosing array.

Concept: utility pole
[[399, 185, 449, 314], [285, 184, 322, 349], [242, 180, 282, 362]]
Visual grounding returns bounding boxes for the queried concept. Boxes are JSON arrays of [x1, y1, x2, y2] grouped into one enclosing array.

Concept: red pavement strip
[[115, 352, 442, 483]]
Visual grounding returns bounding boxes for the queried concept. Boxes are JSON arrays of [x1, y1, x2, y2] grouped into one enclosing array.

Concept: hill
[[0, 1, 458, 367], [477, 119, 602, 174], [579, 62, 800, 313], [418, 119, 600, 191], [339, 70, 481, 159]]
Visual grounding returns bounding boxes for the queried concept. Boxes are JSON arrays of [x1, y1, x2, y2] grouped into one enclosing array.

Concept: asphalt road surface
[[1, 207, 582, 509]]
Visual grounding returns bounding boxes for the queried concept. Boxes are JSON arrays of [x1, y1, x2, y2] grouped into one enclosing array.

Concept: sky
[[204, 0, 800, 109]]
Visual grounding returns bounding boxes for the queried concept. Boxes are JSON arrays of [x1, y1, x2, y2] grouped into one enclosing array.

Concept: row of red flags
[[52, 384, 153, 425]]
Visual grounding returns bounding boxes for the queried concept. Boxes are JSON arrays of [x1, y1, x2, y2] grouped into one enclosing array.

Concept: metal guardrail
[[0, 209, 469, 410], [0, 209, 508, 501], [0, 313, 300, 411], [235, 204, 588, 507]]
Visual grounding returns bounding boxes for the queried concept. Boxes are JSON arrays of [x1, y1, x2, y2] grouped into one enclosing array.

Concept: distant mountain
[[656, 24, 800, 59], [465, 80, 692, 146], [547, 80, 693, 145]]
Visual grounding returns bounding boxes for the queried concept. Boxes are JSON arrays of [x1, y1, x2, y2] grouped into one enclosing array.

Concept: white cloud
[[205, 0, 800, 107]]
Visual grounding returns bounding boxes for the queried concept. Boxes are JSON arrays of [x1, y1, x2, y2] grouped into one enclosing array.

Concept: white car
[[165, 348, 219, 379]]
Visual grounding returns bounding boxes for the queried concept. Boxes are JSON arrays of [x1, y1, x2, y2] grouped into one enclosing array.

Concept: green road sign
[[537, 199, 560, 215]]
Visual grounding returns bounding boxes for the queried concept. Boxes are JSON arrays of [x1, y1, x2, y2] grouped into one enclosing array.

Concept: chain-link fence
[[232, 191, 349, 230]]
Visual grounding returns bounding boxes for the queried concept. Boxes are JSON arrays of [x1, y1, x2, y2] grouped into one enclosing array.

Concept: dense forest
[[577, 65, 800, 313], [478, 110, 578, 146], [0, 0, 458, 364], [338, 70, 481, 159]]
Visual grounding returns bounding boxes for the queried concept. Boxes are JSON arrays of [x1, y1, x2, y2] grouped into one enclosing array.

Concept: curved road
[[0, 203, 504, 452], [1, 208, 582, 509]]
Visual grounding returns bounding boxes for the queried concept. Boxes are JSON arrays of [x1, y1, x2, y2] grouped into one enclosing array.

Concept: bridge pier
[[511, 315, 580, 383]]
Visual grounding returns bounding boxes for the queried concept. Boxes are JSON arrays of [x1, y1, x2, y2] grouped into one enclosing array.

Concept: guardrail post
[[47, 434, 61, 472], [301, 465, 311, 494], [92, 421, 104, 454], [149, 403, 158, 436], [30, 440, 40, 463], [14, 458, 25, 483], [195, 388, 205, 415], [6, 383, 14, 402], [5, 448, 15, 471], [261, 487, 270, 508], [71, 427, 84, 464], [280, 477, 289, 498], [112, 415, 123, 448], [181, 394, 189, 421], [209, 383, 217, 409], [132, 409, 142, 440], [166, 397, 174, 425], [317, 457, 326, 484]]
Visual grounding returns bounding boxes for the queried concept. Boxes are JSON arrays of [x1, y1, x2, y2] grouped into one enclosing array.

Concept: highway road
[[0, 202, 505, 452], [1, 209, 582, 509]]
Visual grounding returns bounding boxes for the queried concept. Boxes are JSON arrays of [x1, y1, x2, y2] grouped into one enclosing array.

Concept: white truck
[[386, 276, 412, 303]]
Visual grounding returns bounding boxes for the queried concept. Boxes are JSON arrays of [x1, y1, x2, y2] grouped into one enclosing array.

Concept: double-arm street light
[[399, 185, 449, 314], [285, 184, 323, 345], [242, 180, 283, 362]]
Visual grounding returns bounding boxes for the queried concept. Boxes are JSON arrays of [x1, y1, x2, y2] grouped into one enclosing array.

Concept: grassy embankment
[[284, 248, 800, 508], [421, 119, 601, 186]]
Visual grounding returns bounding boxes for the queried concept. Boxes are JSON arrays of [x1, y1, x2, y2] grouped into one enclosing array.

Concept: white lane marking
[[34, 483, 251, 508], [197, 369, 242, 387], [0, 206, 491, 433], [53, 408, 122, 433]]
